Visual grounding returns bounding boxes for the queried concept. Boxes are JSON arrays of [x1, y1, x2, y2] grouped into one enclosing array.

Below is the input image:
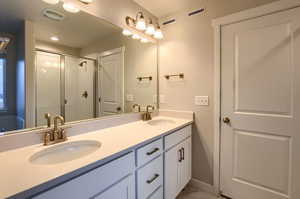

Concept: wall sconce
[[123, 11, 163, 43]]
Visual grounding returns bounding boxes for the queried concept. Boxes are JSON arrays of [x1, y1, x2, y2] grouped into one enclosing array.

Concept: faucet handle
[[133, 104, 141, 112], [146, 105, 155, 112]]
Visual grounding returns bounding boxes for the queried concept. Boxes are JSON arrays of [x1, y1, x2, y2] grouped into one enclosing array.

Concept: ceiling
[[133, 0, 202, 18], [0, 0, 121, 48]]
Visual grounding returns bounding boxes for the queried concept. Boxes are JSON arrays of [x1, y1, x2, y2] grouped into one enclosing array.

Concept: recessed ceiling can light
[[132, 34, 141, 40], [50, 36, 59, 41], [42, 0, 59, 4], [63, 2, 80, 13], [122, 29, 132, 36], [79, 0, 93, 4], [141, 38, 149, 43]]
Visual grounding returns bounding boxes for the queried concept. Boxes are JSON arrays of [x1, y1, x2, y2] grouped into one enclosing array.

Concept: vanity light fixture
[[123, 11, 163, 42], [50, 36, 59, 41], [135, 12, 146, 31], [154, 25, 164, 39], [122, 29, 132, 36], [42, 0, 59, 4], [145, 20, 155, 35], [63, 2, 80, 13]]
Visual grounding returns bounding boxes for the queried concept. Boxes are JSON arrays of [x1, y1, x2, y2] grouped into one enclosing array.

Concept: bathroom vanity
[[0, 113, 193, 199]]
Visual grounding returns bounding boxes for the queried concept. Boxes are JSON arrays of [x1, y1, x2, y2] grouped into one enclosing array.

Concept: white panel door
[[220, 7, 300, 199], [36, 51, 61, 126], [99, 50, 123, 116]]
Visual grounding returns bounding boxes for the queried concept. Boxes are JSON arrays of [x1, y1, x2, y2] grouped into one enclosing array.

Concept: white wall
[[159, 0, 279, 185]]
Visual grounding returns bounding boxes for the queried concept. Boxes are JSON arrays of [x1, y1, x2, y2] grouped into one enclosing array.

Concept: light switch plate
[[126, 94, 134, 102], [195, 96, 209, 106]]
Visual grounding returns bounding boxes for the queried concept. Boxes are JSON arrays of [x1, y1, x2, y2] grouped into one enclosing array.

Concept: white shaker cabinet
[[164, 126, 192, 199]]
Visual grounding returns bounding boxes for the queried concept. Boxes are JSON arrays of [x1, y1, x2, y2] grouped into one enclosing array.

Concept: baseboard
[[189, 178, 217, 195]]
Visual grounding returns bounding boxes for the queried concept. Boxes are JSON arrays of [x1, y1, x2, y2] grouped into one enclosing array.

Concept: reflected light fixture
[[154, 26, 163, 39], [132, 34, 141, 40], [42, 0, 59, 4], [63, 2, 80, 13], [135, 12, 146, 30], [50, 36, 59, 41], [122, 29, 132, 36]]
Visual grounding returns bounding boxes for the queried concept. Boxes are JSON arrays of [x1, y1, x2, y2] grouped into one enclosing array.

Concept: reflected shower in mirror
[[0, 0, 157, 135]]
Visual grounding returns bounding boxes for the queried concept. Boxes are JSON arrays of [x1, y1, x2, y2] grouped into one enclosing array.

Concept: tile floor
[[177, 186, 224, 199]]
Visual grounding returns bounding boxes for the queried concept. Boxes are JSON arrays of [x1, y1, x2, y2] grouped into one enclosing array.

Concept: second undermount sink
[[30, 140, 101, 165], [147, 118, 176, 126]]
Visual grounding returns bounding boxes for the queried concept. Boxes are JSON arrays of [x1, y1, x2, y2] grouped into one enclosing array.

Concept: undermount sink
[[147, 119, 176, 126], [30, 140, 101, 165]]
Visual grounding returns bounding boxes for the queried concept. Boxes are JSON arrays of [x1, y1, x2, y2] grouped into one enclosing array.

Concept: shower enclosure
[[35, 51, 96, 127]]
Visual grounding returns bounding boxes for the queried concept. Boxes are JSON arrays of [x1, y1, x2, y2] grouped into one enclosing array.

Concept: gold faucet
[[133, 104, 141, 112], [44, 115, 67, 146], [142, 105, 154, 121]]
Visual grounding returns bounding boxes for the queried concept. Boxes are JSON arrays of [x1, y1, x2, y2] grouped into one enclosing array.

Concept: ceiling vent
[[162, 19, 176, 26], [188, 8, 205, 16], [43, 8, 65, 21]]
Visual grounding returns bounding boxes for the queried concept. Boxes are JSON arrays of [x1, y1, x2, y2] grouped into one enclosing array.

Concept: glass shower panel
[[65, 57, 95, 122], [36, 51, 61, 126]]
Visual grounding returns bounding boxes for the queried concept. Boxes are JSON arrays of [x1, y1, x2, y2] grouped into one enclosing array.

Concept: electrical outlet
[[126, 94, 134, 102], [195, 96, 209, 106]]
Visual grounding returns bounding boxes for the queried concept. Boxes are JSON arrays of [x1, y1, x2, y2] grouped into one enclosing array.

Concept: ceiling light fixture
[[122, 29, 132, 36], [63, 2, 80, 13], [124, 12, 163, 42], [50, 36, 59, 41], [42, 0, 59, 4]]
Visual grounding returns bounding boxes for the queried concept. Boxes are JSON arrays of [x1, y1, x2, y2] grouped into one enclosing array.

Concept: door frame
[[98, 46, 125, 116], [212, 0, 300, 194]]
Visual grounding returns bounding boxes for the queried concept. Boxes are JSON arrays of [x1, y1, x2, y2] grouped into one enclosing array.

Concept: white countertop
[[0, 116, 192, 198]]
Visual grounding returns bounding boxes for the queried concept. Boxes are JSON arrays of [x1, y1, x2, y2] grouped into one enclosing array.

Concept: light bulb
[[122, 29, 132, 36], [141, 38, 149, 43], [136, 18, 146, 30], [145, 24, 155, 35], [50, 36, 59, 41], [132, 34, 141, 40], [63, 2, 80, 13], [154, 29, 163, 39], [42, 0, 59, 4]]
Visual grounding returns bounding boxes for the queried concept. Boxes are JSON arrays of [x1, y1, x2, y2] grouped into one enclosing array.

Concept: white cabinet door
[[164, 144, 181, 199], [180, 137, 192, 190], [94, 175, 135, 199]]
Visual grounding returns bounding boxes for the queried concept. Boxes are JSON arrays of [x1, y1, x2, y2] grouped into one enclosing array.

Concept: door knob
[[116, 107, 121, 111], [223, 117, 231, 124]]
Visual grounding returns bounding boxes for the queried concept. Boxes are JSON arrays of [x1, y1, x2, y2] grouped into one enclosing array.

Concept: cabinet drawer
[[165, 125, 191, 150], [137, 156, 163, 199], [137, 138, 163, 167], [33, 153, 134, 199], [148, 186, 163, 199]]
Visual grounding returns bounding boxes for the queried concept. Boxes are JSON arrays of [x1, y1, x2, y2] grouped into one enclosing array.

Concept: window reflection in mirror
[[0, 0, 157, 135]]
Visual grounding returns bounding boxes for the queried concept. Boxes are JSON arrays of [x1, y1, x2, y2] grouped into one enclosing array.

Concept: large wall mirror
[[0, 0, 158, 135]]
